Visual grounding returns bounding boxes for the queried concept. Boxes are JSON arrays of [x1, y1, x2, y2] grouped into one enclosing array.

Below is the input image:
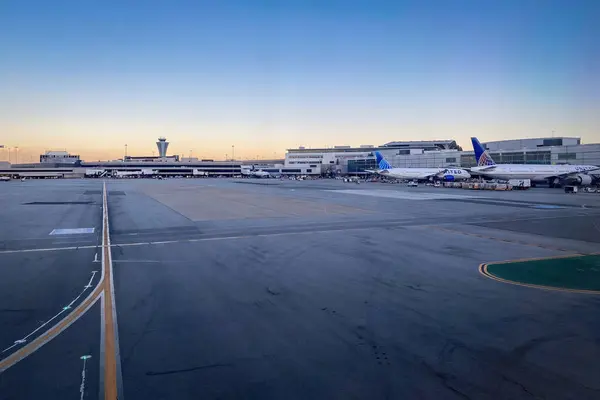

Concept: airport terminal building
[[2, 136, 599, 179], [285, 137, 600, 174]]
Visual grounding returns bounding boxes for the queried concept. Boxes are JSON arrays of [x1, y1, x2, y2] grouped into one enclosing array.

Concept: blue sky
[[1, 0, 598, 161]]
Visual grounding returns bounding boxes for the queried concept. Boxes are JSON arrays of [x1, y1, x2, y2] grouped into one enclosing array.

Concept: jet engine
[[575, 174, 593, 185], [443, 174, 455, 181]]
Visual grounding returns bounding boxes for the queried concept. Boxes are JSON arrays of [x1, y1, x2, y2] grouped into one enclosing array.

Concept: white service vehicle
[[508, 179, 531, 189], [241, 166, 271, 178], [114, 170, 142, 178], [85, 169, 106, 178], [193, 169, 209, 177]]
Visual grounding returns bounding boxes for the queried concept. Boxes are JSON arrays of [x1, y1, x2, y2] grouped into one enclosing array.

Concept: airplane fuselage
[[470, 164, 598, 182], [381, 168, 471, 181]]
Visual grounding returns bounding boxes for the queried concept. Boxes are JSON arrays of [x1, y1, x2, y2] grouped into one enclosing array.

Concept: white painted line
[[0, 292, 101, 373], [0, 245, 97, 254], [79, 355, 91, 400], [1, 212, 597, 256], [49, 228, 95, 236], [1, 270, 99, 353], [84, 271, 97, 289], [328, 189, 477, 200]]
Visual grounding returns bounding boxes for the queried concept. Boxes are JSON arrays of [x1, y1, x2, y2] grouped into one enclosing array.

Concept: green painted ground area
[[485, 255, 600, 292]]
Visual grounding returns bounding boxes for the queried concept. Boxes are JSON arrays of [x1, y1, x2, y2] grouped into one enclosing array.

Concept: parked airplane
[[470, 137, 599, 187], [241, 165, 270, 178], [369, 152, 471, 181]]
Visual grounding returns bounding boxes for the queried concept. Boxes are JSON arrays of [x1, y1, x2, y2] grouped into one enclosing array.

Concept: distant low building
[[40, 151, 80, 164], [382, 140, 462, 151], [123, 155, 180, 162]]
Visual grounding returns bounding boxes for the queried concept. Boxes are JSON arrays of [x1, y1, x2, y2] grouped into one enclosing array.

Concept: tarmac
[[1, 178, 600, 399]]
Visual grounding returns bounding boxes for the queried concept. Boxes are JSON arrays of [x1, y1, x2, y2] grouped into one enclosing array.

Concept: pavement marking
[[431, 226, 578, 253], [0, 183, 106, 373], [1, 213, 598, 255], [50, 239, 97, 246], [329, 189, 476, 200], [1, 270, 99, 354], [80, 355, 92, 400], [100, 181, 123, 400], [0, 245, 98, 254], [0, 289, 102, 373], [50, 228, 95, 235], [479, 253, 600, 295], [84, 271, 97, 289]]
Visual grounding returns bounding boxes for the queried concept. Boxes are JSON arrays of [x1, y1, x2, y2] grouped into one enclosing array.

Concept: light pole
[[232, 145, 235, 161], [125, 144, 128, 159], [15, 147, 18, 164]]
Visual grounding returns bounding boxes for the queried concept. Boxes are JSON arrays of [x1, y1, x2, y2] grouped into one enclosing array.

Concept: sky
[[1, 0, 599, 162]]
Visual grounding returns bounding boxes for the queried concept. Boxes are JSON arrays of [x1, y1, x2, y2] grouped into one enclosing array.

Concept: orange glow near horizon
[[2, 1, 599, 163]]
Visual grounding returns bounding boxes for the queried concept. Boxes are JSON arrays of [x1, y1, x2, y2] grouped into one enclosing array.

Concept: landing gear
[[548, 178, 562, 189]]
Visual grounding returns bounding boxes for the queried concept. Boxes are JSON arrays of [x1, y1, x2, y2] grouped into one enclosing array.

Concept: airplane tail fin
[[471, 137, 496, 166], [374, 151, 392, 170]]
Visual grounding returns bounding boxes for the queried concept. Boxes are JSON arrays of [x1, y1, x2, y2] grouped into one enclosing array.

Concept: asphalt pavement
[[1, 178, 600, 399]]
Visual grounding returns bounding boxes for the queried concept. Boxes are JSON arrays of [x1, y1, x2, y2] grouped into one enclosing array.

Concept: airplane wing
[[416, 172, 443, 179], [473, 165, 497, 171], [554, 167, 600, 178]]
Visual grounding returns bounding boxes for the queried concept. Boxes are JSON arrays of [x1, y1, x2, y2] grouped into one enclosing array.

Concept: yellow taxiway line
[[102, 181, 120, 399]]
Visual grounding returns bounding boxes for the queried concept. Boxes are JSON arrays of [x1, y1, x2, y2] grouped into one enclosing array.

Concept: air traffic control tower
[[156, 137, 169, 158]]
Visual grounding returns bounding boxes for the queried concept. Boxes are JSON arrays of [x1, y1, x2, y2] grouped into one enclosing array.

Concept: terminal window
[[460, 155, 476, 167], [557, 153, 577, 160], [348, 159, 377, 173], [543, 138, 563, 147], [525, 151, 551, 164], [501, 152, 525, 163]]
